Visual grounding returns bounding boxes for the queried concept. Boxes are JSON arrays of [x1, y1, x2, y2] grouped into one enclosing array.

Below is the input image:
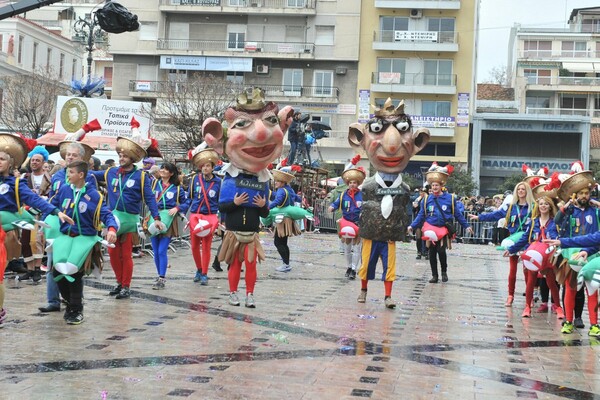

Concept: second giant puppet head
[[202, 88, 294, 174], [348, 98, 430, 174]]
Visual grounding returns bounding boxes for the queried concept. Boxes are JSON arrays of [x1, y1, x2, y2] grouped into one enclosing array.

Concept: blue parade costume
[[91, 167, 161, 234], [477, 201, 532, 235], [219, 172, 269, 209], [410, 191, 470, 232], [149, 179, 189, 280], [0, 176, 60, 231], [189, 173, 221, 215], [49, 183, 117, 319], [555, 205, 600, 255], [508, 218, 559, 254], [49, 168, 98, 197], [330, 189, 363, 223], [49, 183, 118, 281]]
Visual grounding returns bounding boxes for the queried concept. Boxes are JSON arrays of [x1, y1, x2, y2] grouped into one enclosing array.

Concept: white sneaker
[[275, 264, 292, 272], [245, 293, 256, 308], [228, 292, 240, 306]]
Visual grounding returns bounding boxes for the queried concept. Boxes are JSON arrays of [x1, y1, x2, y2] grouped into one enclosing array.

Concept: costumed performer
[[202, 88, 293, 308], [347, 98, 430, 309]]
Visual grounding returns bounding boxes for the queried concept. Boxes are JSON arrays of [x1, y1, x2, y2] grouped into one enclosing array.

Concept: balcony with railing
[[519, 49, 600, 60], [374, 0, 460, 10], [157, 38, 314, 59], [525, 75, 600, 90], [373, 30, 458, 52], [525, 107, 590, 117], [371, 72, 457, 95], [159, 0, 316, 14], [128, 80, 339, 102]]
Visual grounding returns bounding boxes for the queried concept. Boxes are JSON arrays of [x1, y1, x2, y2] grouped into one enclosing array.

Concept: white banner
[[394, 31, 438, 42], [54, 96, 152, 139]]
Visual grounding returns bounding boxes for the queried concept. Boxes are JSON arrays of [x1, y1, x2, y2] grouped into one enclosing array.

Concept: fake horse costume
[[187, 144, 222, 283], [90, 129, 162, 297], [329, 161, 366, 279]]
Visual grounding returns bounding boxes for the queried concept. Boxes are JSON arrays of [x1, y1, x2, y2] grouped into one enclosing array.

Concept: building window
[[287, 0, 305, 7], [560, 95, 587, 115], [561, 41, 587, 58], [525, 93, 550, 110], [104, 67, 113, 87], [420, 143, 456, 157], [59, 53, 65, 79], [226, 71, 244, 84], [581, 19, 600, 33], [427, 18, 455, 43], [32, 42, 38, 70], [524, 40, 551, 58], [229, 0, 244, 5], [46, 48, 52, 71], [227, 25, 245, 50], [380, 17, 409, 42], [314, 70, 333, 97], [422, 101, 451, 117], [282, 69, 303, 96], [308, 114, 331, 127], [423, 59, 453, 85], [17, 35, 23, 64], [377, 58, 405, 84], [315, 26, 334, 46], [139, 22, 158, 41], [0, 34, 3, 52], [524, 69, 551, 84], [71, 58, 77, 79]]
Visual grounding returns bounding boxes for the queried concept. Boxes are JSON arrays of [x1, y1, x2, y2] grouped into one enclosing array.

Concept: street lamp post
[[73, 13, 107, 91]]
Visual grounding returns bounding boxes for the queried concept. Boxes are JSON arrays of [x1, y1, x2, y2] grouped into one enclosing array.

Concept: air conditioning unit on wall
[[410, 9, 422, 18], [256, 65, 269, 74]]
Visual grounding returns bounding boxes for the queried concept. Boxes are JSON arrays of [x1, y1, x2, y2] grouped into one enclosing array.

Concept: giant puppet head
[[348, 99, 430, 174], [202, 88, 294, 173]]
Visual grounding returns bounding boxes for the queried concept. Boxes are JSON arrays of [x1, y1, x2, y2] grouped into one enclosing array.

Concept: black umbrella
[[306, 121, 331, 131]]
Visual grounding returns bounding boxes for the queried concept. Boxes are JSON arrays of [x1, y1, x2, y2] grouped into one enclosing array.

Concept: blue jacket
[[51, 183, 118, 236], [91, 167, 160, 219], [508, 217, 559, 254], [330, 189, 362, 223], [151, 180, 190, 214], [478, 202, 533, 234], [188, 174, 221, 215], [555, 205, 600, 254], [269, 185, 300, 209], [49, 168, 98, 198], [410, 192, 469, 230], [0, 175, 59, 215]]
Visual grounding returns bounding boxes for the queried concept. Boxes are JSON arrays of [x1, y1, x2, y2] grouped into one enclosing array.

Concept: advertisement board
[[54, 96, 152, 139]]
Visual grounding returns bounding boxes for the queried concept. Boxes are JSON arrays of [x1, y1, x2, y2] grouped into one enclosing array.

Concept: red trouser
[[565, 284, 598, 324], [508, 255, 528, 296], [108, 233, 134, 287], [190, 234, 214, 275], [543, 269, 561, 308], [228, 245, 257, 295]]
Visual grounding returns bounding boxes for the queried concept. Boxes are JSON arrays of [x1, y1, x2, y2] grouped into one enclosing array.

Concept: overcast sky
[[477, 0, 600, 82]]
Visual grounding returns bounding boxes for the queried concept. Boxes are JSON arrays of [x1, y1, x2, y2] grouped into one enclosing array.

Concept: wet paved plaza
[[1, 232, 600, 399]]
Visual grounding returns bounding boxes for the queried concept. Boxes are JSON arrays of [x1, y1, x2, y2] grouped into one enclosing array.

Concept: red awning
[[36, 132, 162, 157], [36, 132, 116, 150]]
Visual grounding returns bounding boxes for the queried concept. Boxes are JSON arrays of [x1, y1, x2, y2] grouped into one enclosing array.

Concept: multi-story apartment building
[[358, 0, 477, 182], [472, 7, 595, 195], [23, 0, 114, 95], [0, 16, 81, 83], [108, 0, 361, 166]]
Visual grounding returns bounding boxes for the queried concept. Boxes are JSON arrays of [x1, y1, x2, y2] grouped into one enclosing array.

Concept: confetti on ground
[[357, 314, 377, 320]]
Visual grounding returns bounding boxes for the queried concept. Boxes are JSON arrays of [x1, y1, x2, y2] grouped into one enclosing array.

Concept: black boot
[[429, 276, 439, 283], [442, 272, 448, 282], [212, 256, 223, 272]]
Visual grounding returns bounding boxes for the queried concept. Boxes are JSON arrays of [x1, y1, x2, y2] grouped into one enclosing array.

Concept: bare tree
[[152, 75, 243, 151], [485, 65, 508, 85], [0, 68, 67, 139]]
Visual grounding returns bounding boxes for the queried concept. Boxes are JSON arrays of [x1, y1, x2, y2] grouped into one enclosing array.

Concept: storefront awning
[[562, 62, 600, 73], [36, 132, 116, 150]]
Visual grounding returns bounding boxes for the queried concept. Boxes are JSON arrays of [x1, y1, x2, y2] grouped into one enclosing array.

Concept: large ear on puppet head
[[202, 117, 224, 155], [412, 127, 431, 156], [278, 106, 294, 133], [348, 122, 365, 152]]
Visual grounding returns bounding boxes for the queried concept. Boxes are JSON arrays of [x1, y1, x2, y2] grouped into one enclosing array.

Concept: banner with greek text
[[54, 96, 152, 138]]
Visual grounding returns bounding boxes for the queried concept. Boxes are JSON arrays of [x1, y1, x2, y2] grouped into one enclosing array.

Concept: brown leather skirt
[[274, 217, 301, 238]]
